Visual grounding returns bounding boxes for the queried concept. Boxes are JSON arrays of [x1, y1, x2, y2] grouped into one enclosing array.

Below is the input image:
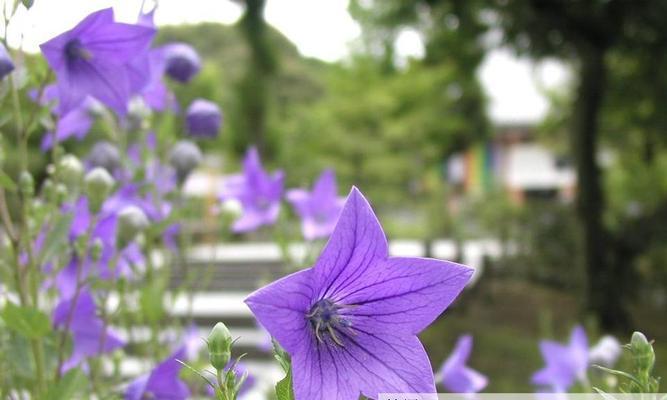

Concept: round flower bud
[[88, 141, 121, 173], [169, 140, 202, 183], [117, 205, 149, 247], [630, 331, 655, 373], [84, 167, 115, 213], [163, 43, 201, 83], [185, 99, 222, 139], [127, 97, 152, 132], [207, 322, 233, 371], [0, 43, 15, 81], [19, 171, 34, 197], [57, 154, 83, 189]]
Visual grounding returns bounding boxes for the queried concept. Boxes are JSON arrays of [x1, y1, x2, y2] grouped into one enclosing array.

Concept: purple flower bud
[[169, 140, 202, 183], [185, 99, 221, 139], [163, 43, 201, 83], [0, 43, 14, 80], [88, 141, 121, 173]]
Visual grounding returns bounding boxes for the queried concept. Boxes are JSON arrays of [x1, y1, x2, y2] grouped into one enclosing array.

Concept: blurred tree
[[493, 0, 667, 330], [233, 0, 278, 156]]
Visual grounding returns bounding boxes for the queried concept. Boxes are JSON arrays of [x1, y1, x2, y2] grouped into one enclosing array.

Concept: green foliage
[[45, 368, 87, 400], [1, 302, 51, 339]]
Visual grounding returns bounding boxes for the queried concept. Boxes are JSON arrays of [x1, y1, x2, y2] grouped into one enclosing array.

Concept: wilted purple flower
[[245, 187, 473, 399], [287, 169, 344, 240], [163, 42, 201, 83], [221, 147, 284, 233], [437, 335, 488, 394], [40, 8, 156, 115], [41, 98, 98, 151], [0, 43, 15, 80], [185, 99, 222, 138], [125, 347, 190, 400], [53, 289, 125, 372], [532, 325, 589, 392]]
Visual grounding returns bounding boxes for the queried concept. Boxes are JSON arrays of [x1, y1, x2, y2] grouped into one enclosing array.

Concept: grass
[[419, 277, 667, 392]]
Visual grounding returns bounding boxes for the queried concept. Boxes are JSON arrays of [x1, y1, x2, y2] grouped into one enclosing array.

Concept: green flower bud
[[117, 205, 148, 247], [41, 179, 55, 200], [19, 171, 34, 197], [84, 167, 115, 213], [91, 238, 104, 261], [55, 184, 68, 205], [630, 331, 655, 373], [207, 322, 233, 371], [57, 154, 83, 189]]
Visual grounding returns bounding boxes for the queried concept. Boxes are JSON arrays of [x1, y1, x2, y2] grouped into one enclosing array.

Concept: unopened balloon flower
[[246, 187, 473, 399]]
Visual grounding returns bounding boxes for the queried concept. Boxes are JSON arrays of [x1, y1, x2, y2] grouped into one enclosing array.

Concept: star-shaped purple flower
[[245, 187, 473, 399], [287, 169, 345, 240], [40, 8, 155, 115], [437, 335, 488, 394], [53, 289, 125, 372], [221, 147, 284, 233], [532, 325, 589, 392], [125, 348, 190, 400]]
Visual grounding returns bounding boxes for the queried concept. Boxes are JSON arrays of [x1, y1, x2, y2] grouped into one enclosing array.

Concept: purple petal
[[292, 330, 436, 400], [311, 187, 389, 300], [245, 269, 315, 354]]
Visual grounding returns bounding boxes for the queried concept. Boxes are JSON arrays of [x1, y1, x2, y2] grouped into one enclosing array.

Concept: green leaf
[[275, 366, 294, 400], [37, 214, 73, 266], [0, 302, 50, 339], [140, 280, 165, 324], [0, 170, 16, 192], [45, 368, 87, 400]]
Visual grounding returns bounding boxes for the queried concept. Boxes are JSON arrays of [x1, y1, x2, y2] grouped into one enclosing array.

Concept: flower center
[[306, 299, 352, 347], [65, 39, 92, 62]]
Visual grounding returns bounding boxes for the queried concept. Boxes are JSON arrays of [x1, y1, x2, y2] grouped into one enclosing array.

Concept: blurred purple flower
[[185, 99, 222, 138], [221, 147, 284, 233], [438, 335, 488, 394], [53, 289, 125, 372], [163, 42, 201, 83], [125, 347, 190, 400], [287, 169, 344, 240], [0, 43, 15, 80], [40, 8, 155, 115], [245, 187, 473, 399], [41, 98, 98, 151], [532, 325, 589, 392]]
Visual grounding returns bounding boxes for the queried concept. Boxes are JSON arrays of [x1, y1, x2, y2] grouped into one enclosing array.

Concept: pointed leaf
[[1, 302, 50, 339], [275, 366, 294, 400], [46, 368, 87, 400]]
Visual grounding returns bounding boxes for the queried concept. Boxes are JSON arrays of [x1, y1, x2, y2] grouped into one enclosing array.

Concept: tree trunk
[[237, 0, 277, 154], [573, 46, 629, 331]]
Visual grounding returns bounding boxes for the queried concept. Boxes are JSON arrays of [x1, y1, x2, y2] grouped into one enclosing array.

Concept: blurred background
[[4, 0, 667, 393]]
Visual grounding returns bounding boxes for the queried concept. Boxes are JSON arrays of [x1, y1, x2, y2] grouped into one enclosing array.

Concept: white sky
[[4, 0, 569, 123]]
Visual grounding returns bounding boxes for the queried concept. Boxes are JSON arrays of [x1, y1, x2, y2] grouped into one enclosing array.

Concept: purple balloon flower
[[287, 169, 345, 240], [53, 289, 125, 372], [532, 325, 589, 392], [125, 348, 190, 400], [163, 42, 201, 83], [41, 97, 98, 151], [40, 8, 156, 115], [245, 187, 473, 399], [221, 147, 284, 233], [0, 43, 15, 80], [185, 99, 222, 138], [438, 335, 488, 394]]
